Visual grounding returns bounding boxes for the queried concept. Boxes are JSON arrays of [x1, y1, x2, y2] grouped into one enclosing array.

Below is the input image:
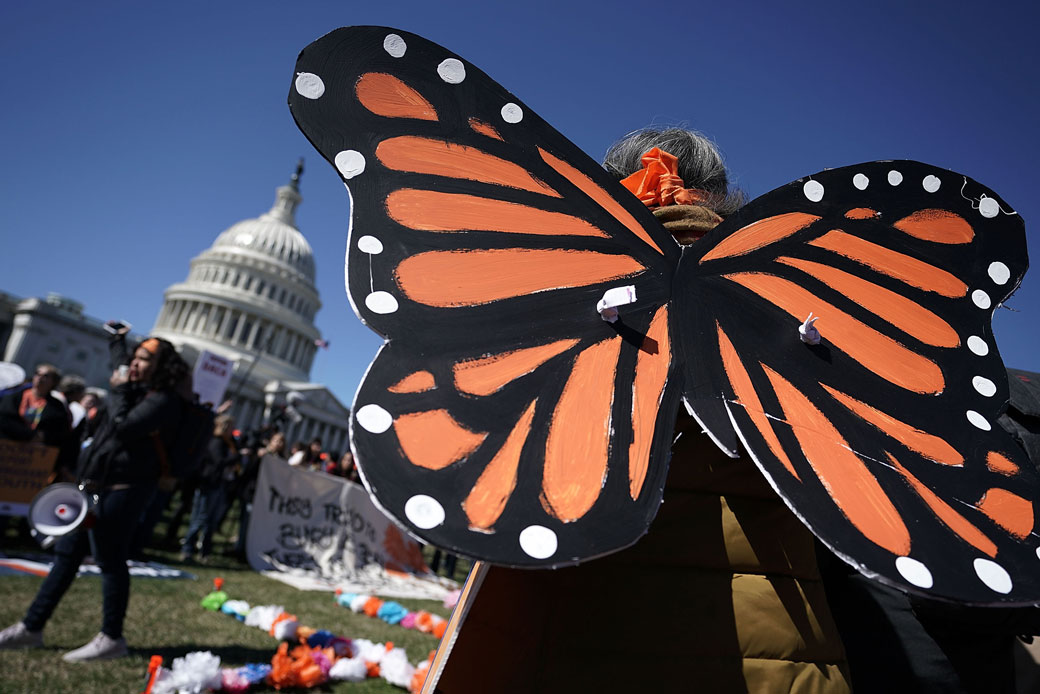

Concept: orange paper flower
[[620, 147, 711, 208], [363, 596, 384, 617]]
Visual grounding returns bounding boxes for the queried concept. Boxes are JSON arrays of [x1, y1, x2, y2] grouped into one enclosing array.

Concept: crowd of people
[[0, 325, 363, 661]]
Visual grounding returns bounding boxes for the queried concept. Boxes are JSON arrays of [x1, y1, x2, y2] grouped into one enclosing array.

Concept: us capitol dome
[[151, 162, 350, 452]]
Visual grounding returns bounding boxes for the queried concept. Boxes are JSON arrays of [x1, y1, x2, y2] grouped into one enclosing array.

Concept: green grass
[[0, 503, 457, 694]]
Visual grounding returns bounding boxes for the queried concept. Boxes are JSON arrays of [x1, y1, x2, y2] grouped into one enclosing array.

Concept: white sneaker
[[0, 621, 43, 649], [62, 632, 128, 662]]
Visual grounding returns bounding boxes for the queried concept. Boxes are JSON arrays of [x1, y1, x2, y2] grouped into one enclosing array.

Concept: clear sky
[[3, 0, 1038, 408]]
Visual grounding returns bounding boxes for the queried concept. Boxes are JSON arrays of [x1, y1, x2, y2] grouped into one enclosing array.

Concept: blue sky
[[3, 0, 1038, 408]]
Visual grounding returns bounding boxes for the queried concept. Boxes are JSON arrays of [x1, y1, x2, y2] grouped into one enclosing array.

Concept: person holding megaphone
[[0, 326, 189, 662]]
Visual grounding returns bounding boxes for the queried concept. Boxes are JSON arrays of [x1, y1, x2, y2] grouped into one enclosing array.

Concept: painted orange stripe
[[387, 189, 606, 237], [356, 73, 437, 121], [976, 488, 1033, 539], [377, 137, 558, 196], [463, 400, 538, 529], [395, 410, 486, 470], [822, 385, 962, 466], [777, 256, 960, 348], [468, 118, 503, 140], [886, 452, 996, 557], [893, 209, 974, 244], [764, 366, 911, 556], [453, 339, 579, 396], [986, 451, 1019, 476], [717, 325, 799, 480], [543, 336, 623, 521], [388, 371, 436, 393], [628, 305, 672, 499], [724, 272, 945, 394], [845, 208, 879, 220], [809, 230, 967, 298], [538, 147, 665, 255], [700, 212, 820, 263], [396, 249, 646, 307]]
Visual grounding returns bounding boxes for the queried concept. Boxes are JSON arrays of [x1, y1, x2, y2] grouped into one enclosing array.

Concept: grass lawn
[[0, 500, 461, 694]]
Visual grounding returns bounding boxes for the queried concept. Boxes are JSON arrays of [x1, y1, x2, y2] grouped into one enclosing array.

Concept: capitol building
[[2, 164, 351, 454]]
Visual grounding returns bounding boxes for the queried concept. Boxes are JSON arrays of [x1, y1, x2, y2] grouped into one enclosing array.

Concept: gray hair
[[603, 127, 744, 216]]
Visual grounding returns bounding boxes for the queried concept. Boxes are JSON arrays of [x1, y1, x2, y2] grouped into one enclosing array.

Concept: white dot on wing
[[966, 410, 991, 431], [405, 495, 446, 529], [294, 73, 325, 99], [988, 262, 1011, 285], [519, 525, 558, 559], [972, 289, 992, 309], [501, 103, 523, 123], [356, 404, 393, 434], [888, 170, 903, 186], [803, 180, 824, 202], [365, 291, 399, 314], [974, 558, 1013, 594], [967, 335, 989, 356], [357, 236, 383, 255], [922, 175, 941, 192], [895, 556, 934, 589], [437, 58, 466, 84], [972, 376, 997, 397], [383, 34, 407, 58], [334, 150, 366, 179], [853, 173, 869, 190], [979, 197, 1000, 218]]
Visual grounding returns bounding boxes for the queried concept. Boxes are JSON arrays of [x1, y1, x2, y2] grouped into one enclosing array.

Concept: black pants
[[23, 484, 153, 639]]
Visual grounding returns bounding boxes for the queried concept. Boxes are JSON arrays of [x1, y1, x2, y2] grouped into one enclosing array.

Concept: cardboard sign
[[192, 349, 233, 408], [0, 440, 59, 516]]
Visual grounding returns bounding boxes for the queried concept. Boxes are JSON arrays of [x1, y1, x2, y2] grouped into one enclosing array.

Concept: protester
[[180, 414, 239, 563], [0, 363, 70, 448], [0, 334, 189, 661], [286, 441, 307, 466]]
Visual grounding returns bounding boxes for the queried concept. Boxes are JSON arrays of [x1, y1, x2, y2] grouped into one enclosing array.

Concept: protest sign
[[247, 456, 454, 600], [192, 349, 233, 407], [0, 440, 58, 516]]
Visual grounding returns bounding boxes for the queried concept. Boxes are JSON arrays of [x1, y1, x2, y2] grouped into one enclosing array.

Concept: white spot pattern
[[966, 410, 991, 431], [803, 180, 824, 202], [519, 525, 558, 559], [979, 197, 1000, 218], [895, 556, 934, 589], [888, 170, 903, 186], [972, 290, 992, 310], [501, 103, 523, 123], [356, 404, 393, 434], [334, 150, 366, 179], [988, 262, 1011, 285], [383, 34, 407, 58], [437, 58, 466, 84], [973, 376, 997, 397], [405, 495, 446, 529], [922, 175, 941, 192], [357, 236, 383, 255], [366, 291, 399, 314], [974, 558, 1013, 594], [967, 336, 989, 356], [853, 173, 869, 190], [294, 73, 325, 99]]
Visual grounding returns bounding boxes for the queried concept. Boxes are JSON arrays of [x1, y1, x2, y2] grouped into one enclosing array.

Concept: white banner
[[247, 456, 455, 600]]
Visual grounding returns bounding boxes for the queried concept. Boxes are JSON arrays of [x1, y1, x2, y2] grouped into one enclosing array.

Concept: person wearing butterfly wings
[[289, 26, 1038, 693]]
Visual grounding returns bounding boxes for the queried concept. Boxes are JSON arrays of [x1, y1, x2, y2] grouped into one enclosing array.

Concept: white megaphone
[[27, 483, 97, 548]]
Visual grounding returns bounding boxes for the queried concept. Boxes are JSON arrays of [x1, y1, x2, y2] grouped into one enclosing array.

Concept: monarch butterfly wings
[[289, 27, 684, 566], [678, 160, 1038, 604]]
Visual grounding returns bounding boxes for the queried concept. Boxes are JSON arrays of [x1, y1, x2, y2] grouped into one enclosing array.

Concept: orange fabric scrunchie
[[620, 147, 711, 208]]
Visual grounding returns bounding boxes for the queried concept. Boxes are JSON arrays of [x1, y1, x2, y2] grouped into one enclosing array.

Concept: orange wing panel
[[453, 340, 580, 397], [377, 136, 558, 195], [844, 208, 879, 219], [986, 451, 1020, 476], [764, 365, 911, 556], [386, 189, 607, 237], [699, 212, 820, 263], [809, 230, 967, 297], [542, 336, 623, 522], [887, 453, 996, 557], [468, 118, 503, 140], [777, 256, 960, 348], [355, 73, 438, 121], [627, 305, 672, 499], [724, 272, 945, 394], [823, 385, 963, 466], [717, 325, 799, 480], [395, 410, 487, 470], [463, 400, 538, 530], [389, 371, 436, 393], [537, 148, 665, 255], [976, 488, 1034, 540], [893, 209, 974, 244], [396, 249, 646, 307]]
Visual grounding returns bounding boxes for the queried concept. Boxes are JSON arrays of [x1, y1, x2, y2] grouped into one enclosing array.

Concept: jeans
[[23, 483, 154, 639], [181, 483, 225, 558]]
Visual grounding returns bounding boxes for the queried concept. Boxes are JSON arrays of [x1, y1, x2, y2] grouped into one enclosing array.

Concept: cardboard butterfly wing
[[677, 161, 1039, 604], [289, 26, 686, 566]]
